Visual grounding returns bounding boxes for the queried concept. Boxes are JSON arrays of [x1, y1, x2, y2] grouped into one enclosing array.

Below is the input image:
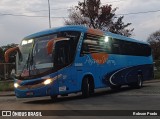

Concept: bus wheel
[[50, 95, 58, 102], [81, 77, 90, 98], [135, 75, 143, 88], [129, 75, 143, 89]]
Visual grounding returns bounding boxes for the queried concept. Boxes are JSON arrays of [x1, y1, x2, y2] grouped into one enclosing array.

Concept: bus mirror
[[5, 47, 19, 63], [47, 37, 68, 55], [47, 39, 54, 55]]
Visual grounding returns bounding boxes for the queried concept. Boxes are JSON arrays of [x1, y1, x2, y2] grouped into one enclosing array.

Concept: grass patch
[[0, 81, 14, 91], [154, 60, 160, 79], [154, 70, 160, 79]]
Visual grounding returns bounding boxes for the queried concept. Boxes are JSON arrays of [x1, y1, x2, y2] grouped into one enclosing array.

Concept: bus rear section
[[79, 31, 153, 92]]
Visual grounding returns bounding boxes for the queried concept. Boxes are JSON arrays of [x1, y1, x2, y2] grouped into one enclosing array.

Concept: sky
[[0, 0, 160, 46]]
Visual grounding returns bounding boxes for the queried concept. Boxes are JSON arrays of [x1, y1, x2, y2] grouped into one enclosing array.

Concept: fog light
[[14, 83, 19, 88], [43, 79, 52, 85]]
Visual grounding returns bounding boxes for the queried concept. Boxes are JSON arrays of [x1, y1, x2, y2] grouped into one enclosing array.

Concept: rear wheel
[[135, 75, 143, 88], [129, 75, 143, 89]]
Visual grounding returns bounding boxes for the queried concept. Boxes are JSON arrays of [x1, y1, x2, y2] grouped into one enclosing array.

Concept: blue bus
[[5, 25, 153, 100]]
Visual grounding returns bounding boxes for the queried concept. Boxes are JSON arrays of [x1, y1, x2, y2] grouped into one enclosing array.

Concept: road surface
[[0, 81, 160, 119]]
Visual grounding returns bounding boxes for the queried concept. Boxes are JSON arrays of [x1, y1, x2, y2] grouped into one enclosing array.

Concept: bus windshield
[[17, 31, 80, 78], [17, 39, 34, 77]]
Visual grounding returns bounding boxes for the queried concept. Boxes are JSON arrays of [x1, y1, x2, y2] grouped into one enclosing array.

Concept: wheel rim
[[87, 78, 90, 96], [138, 75, 142, 87]]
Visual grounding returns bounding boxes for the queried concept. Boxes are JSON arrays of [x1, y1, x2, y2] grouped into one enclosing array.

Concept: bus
[[5, 25, 154, 100]]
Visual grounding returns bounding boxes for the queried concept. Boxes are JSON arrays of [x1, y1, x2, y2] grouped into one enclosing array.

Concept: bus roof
[[24, 25, 148, 45], [105, 32, 148, 45], [24, 25, 88, 40]]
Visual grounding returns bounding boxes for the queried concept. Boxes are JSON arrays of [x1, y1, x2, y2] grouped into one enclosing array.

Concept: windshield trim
[[16, 31, 82, 80]]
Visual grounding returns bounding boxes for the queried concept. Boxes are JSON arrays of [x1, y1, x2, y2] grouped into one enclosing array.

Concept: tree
[[65, 0, 134, 37], [147, 30, 160, 60], [0, 47, 4, 63]]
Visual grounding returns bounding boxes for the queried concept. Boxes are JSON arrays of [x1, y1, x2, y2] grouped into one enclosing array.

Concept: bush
[[154, 60, 160, 79], [0, 81, 14, 91]]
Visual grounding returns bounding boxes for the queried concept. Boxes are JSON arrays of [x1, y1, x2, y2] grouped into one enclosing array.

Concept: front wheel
[[81, 77, 90, 98], [81, 77, 94, 98]]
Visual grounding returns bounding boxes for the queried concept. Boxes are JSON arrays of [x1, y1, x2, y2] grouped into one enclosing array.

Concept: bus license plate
[[26, 92, 34, 96]]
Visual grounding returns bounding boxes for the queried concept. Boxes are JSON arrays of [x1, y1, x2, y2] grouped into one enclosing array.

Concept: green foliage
[[0, 47, 4, 62], [0, 81, 14, 91], [154, 71, 160, 79], [154, 60, 160, 68], [154, 60, 160, 79], [147, 30, 160, 60]]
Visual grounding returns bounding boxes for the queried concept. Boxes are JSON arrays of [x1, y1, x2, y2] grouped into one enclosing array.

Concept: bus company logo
[[85, 53, 109, 65], [2, 111, 11, 116], [91, 53, 109, 64]]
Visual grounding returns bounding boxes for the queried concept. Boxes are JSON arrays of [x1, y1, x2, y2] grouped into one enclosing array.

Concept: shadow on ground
[[23, 85, 149, 105]]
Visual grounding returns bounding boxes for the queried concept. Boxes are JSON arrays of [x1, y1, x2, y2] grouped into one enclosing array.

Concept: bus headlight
[[43, 79, 52, 85], [14, 83, 19, 88]]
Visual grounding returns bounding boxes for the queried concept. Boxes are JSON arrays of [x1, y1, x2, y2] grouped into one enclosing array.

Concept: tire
[[81, 77, 90, 98], [129, 75, 143, 89], [135, 75, 143, 88], [89, 81, 95, 95], [50, 95, 58, 102]]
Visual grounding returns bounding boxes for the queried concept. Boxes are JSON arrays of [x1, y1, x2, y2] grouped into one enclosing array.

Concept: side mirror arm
[[5, 47, 19, 63]]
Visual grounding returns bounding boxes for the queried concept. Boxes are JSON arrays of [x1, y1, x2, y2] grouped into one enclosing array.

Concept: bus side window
[[139, 44, 151, 56], [57, 47, 66, 65], [122, 42, 135, 55], [111, 39, 121, 54], [81, 34, 111, 56], [55, 40, 72, 67], [81, 43, 89, 55]]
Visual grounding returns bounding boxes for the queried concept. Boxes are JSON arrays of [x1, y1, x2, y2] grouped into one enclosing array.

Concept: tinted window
[[81, 34, 151, 56], [110, 39, 121, 54], [113, 38, 151, 56], [81, 34, 111, 55]]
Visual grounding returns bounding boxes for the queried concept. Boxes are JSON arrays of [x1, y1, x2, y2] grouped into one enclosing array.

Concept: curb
[[0, 91, 15, 96], [0, 80, 14, 83], [144, 79, 160, 84]]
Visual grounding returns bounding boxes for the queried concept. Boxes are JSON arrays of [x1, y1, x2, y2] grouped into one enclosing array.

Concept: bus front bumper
[[14, 84, 58, 98]]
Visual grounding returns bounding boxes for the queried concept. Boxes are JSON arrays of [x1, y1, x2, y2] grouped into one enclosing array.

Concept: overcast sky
[[0, 0, 160, 46]]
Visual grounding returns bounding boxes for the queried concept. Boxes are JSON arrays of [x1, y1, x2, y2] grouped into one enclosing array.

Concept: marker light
[[14, 83, 19, 88], [28, 39, 33, 43], [105, 36, 109, 42], [43, 79, 52, 85], [21, 39, 33, 45]]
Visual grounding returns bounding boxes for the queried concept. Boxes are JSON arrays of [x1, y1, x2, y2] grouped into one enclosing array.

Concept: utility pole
[[48, 0, 51, 28]]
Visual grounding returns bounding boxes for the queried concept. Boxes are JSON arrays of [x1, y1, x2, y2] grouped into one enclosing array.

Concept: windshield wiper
[[26, 53, 30, 69], [19, 52, 31, 78]]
